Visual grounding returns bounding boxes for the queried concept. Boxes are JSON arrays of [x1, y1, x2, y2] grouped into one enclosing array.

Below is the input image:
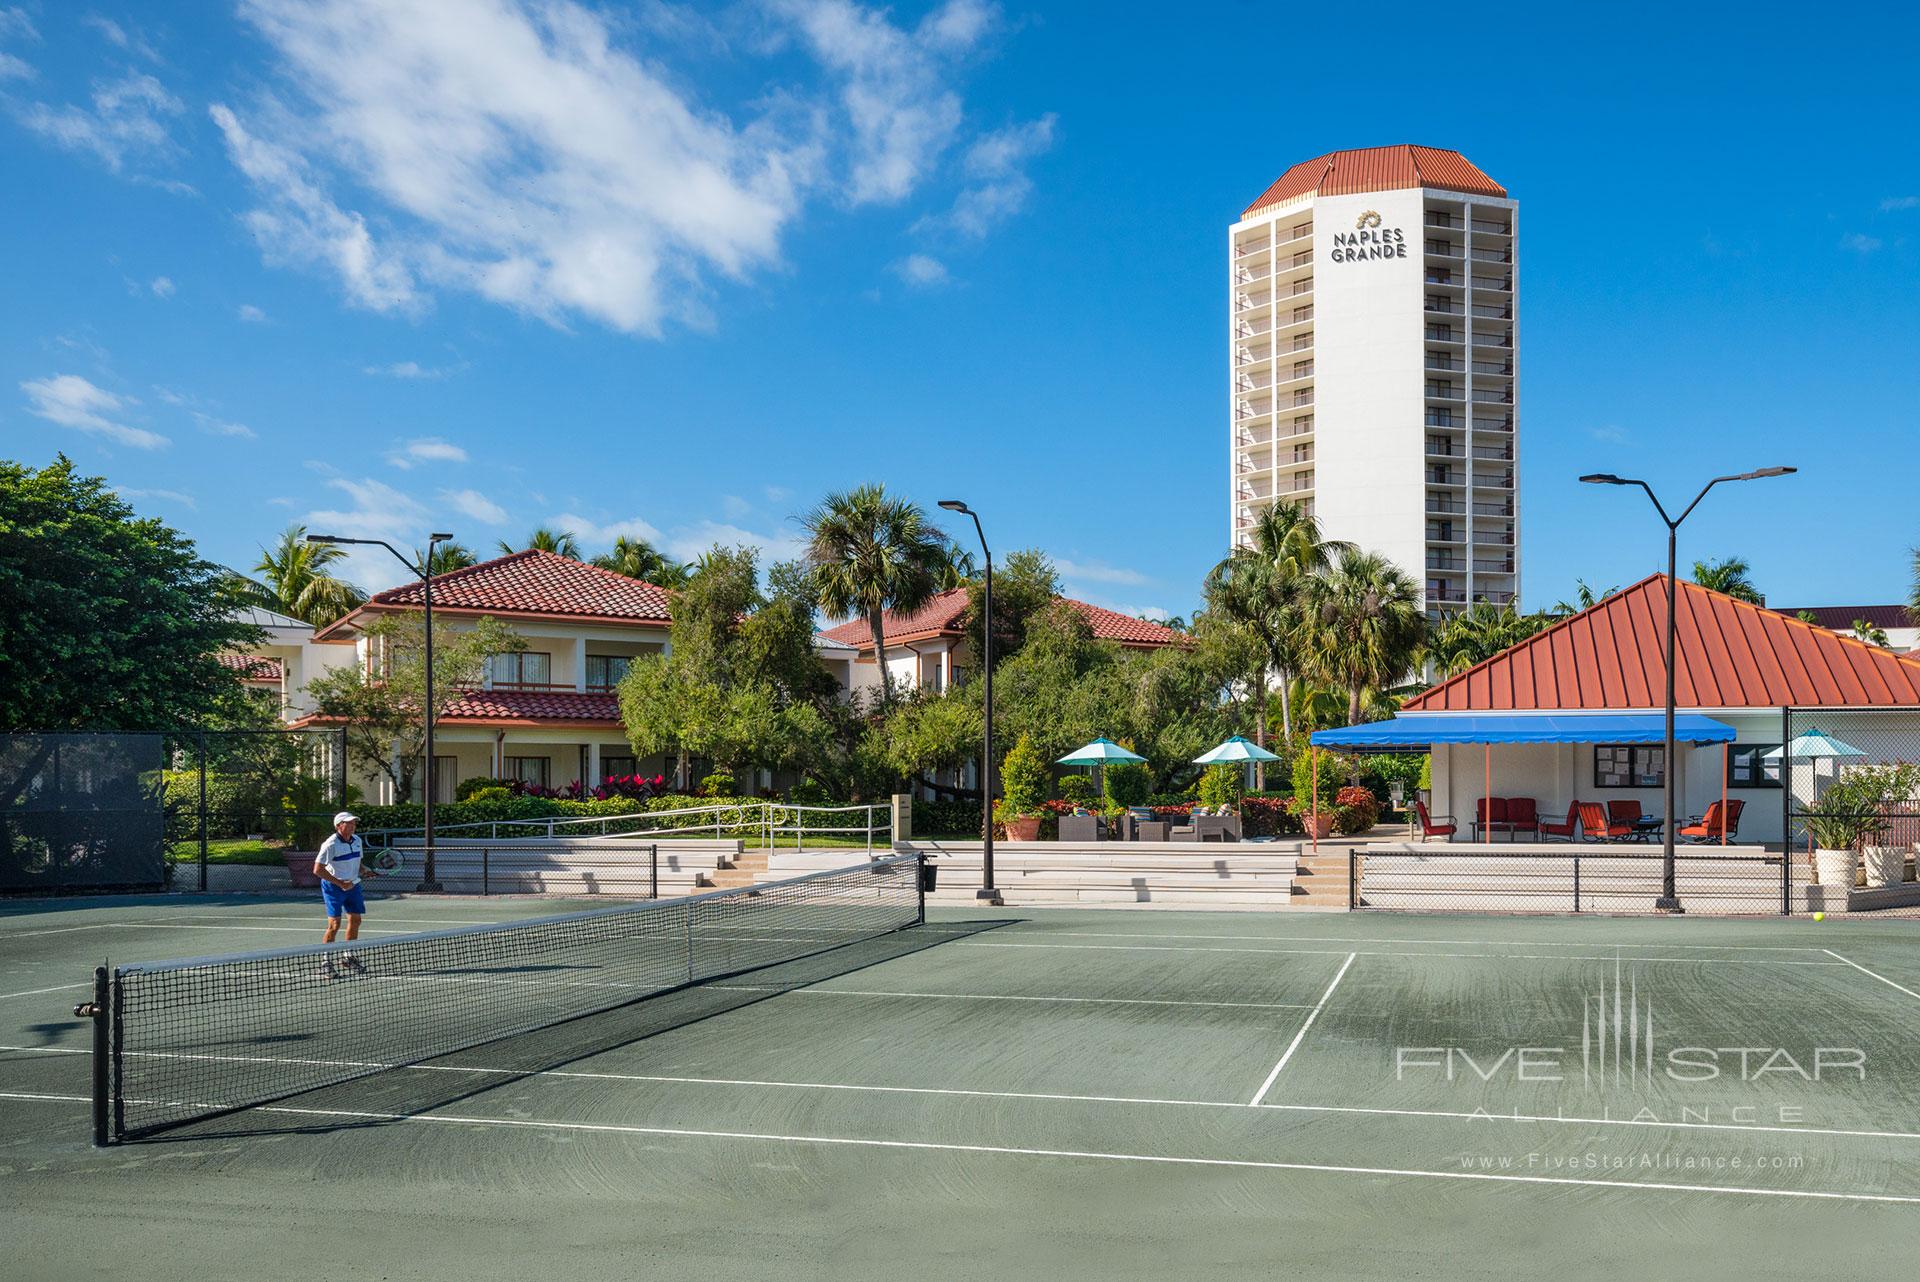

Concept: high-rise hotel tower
[[1228, 145, 1517, 618]]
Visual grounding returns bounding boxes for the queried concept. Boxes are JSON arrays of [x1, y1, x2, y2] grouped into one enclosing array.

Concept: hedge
[[913, 799, 982, 838], [353, 793, 772, 841]]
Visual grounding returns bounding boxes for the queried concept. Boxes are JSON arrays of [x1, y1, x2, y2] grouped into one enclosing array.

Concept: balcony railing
[[1475, 591, 1517, 605], [1473, 473, 1515, 489], [1426, 213, 1458, 228], [1426, 442, 1460, 457], [1234, 241, 1267, 259], [1472, 393, 1514, 407], [1289, 334, 1314, 352], [1470, 247, 1512, 263], [1427, 589, 1469, 604], [1428, 556, 1466, 571], [1292, 391, 1314, 407], [1472, 303, 1513, 319], [1425, 272, 1458, 286], [1473, 417, 1513, 432], [1426, 384, 1462, 399], [1472, 445, 1513, 460], [1287, 306, 1315, 323], [1236, 294, 1269, 312], [1291, 279, 1314, 297], [1426, 497, 1466, 514], [1428, 529, 1465, 543], [1428, 468, 1461, 484], [1425, 240, 1461, 257], [1472, 276, 1513, 292], [1474, 531, 1516, 546], [1472, 361, 1514, 376], [1426, 411, 1461, 427], [1472, 500, 1513, 517], [1426, 357, 1462, 371], [1471, 218, 1511, 235], [1473, 559, 1515, 574], [1425, 301, 1462, 315]]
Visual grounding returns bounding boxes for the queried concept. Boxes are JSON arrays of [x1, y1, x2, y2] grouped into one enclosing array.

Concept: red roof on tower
[[1404, 576, 1920, 712], [1242, 145, 1506, 219]]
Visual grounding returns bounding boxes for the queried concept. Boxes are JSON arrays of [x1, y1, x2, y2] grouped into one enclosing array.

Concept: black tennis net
[[89, 853, 923, 1142]]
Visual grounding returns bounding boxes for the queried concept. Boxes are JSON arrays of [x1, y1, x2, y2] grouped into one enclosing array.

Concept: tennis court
[[3, 863, 1919, 1279]]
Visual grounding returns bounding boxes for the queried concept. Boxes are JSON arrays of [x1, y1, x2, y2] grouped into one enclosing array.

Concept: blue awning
[[1309, 713, 1739, 749]]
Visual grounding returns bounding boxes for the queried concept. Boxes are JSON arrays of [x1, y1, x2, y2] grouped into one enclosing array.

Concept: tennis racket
[[372, 849, 404, 876]]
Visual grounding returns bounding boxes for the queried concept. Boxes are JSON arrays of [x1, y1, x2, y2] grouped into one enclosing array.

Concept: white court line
[[3, 1090, 1913, 1207], [958, 941, 1846, 966], [9, 1045, 1920, 1145], [710, 985, 1312, 1011], [1249, 953, 1357, 1106], [0, 983, 85, 1002], [1004, 929, 1827, 954], [1822, 949, 1920, 1004]]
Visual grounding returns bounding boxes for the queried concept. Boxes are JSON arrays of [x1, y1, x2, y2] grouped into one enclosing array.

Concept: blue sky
[[3, 1, 1916, 618]]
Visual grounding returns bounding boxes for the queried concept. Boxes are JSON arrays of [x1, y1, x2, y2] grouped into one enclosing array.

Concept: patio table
[[1628, 816, 1664, 843]]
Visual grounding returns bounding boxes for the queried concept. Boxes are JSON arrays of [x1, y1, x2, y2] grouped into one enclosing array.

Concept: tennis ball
[[1813, 911, 1826, 922]]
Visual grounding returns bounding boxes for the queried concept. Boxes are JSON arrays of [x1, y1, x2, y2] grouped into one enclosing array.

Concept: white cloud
[[1588, 424, 1630, 445], [149, 275, 175, 298], [1841, 232, 1883, 254], [721, 493, 753, 519], [927, 113, 1055, 237], [774, 0, 997, 204], [237, 303, 269, 323], [303, 477, 433, 591], [664, 518, 805, 566], [442, 488, 508, 525], [1880, 196, 1920, 212], [763, 483, 792, 504], [1056, 558, 1151, 588], [385, 437, 469, 469], [210, 102, 420, 313], [19, 71, 183, 172], [84, 15, 160, 61], [196, 415, 257, 439], [364, 359, 463, 380], [217, 0, 813, 334], [892, 253, 948, 287], [115, 485, 195, 509], [0, 7, 36, 40], [20, 373, 168, 449], [549, 512, 666, 550], [0, 50, 29, 82]]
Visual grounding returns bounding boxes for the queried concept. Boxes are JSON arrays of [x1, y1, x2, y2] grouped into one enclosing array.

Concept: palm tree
[[1692, 556, 1763, 604], [1299, 549, 1426, 727], [417, 541, 478, 576], [1552, 578, 1618, 616], [498, 527, 582, 559], [1907, 548, 1920, 626], [1430, 601, 1552, 676], [933, 540, 978, 591], [1204, 501, 1353, 744], [801, 484, 948, 713], [592, 535, 689, 587], [245, 524, 365, 626]]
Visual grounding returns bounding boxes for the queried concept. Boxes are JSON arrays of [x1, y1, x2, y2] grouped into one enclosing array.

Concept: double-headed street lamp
[[1578, 468, 1795, 912], [938, 499, 1000, 904], [308, 531, 454, 892]]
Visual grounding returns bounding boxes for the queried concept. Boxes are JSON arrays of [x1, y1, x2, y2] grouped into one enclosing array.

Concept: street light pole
[[308, 531, 454, 892], [939, 500, 1000, 904], [1579, 468, 1794, 912]]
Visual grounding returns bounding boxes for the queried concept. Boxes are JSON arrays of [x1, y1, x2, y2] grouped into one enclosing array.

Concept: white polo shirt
[[316, 831, 365, 885]]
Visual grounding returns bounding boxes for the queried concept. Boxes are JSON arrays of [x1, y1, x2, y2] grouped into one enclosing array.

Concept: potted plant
[[995, 733, 1048, 842], [1804, 764, 1914, 888], [1291, 746, 1344, 840], [1855, 762, 1920, 887]]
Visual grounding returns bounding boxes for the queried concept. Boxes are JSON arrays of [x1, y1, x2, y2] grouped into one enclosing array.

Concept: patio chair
[[1058, 812, 1105, 842], [1679, 799, 1745, 843], [1505, 797, 1540, 840], [1576, 802, 1634, 842], [1538, 802, 1580, 841], [1475, 796, 1511, 841], [1607, 799, 1643, 828], [1414, 800, 1456, 841]]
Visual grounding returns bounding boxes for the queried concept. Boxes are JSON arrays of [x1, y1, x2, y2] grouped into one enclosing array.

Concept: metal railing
[[364, 799, 891, 853]]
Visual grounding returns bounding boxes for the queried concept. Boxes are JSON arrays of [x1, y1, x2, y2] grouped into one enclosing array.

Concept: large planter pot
[[1863, 845, 1904, 888], [1304, 813, 1335, 840], [1005, 816, 1043, 842], [1813, 848, 1858, 889]]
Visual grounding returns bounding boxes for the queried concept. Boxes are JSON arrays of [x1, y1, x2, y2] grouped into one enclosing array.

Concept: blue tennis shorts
[[321, 882, 367, 917]]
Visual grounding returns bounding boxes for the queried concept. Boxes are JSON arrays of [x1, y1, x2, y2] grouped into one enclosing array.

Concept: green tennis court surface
[[3, 890, 1919, 1279]]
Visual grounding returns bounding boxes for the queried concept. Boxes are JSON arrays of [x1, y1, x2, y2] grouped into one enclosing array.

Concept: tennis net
[[89, 852, 923, 1142]]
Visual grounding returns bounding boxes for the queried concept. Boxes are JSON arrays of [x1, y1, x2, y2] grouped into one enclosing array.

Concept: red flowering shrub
[[1333, 784, 1380, 835]]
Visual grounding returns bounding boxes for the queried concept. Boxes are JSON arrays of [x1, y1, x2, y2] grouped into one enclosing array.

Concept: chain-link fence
[[1784, 707, 1920, 899], [1349, 845, 1792, 915], [1, 729, 348, 895], [1, 734, 167, 893]]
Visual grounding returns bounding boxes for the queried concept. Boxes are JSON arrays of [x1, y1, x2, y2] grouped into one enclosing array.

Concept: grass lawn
[[166, 838, 294, 866]]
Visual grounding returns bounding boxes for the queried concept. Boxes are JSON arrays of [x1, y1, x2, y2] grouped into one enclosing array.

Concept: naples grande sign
[[1330, 209, 1408, 262]]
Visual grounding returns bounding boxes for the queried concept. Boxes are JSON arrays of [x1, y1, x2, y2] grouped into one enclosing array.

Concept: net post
[[1346, 846, 1356, 910], [196, 730, 209, 892], [1573, 853, 1582, 913], [481, 843, 489, 897], [650, 843, 658, 900], [81, 966, 109, 1146], [916, 852, 927, 924]]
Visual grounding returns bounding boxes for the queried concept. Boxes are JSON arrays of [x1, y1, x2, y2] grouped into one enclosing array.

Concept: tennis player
[[315, 811, 375, 971]]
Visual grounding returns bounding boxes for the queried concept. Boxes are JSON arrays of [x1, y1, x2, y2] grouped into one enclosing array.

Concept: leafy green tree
[[962, 548, 1062, 670], [802, 484, 947, 713], [592, 535, 689, 587], [417, 541, 479, 576], [0, 456, 262, 731], [1909, 549, 1920, 627], [1692, 556, 1763, 604], [882, 690, 984, 782], [933, 540, 977, 591], [1853, 619, 1891, 648], [1299, 550, 1426, 727], [497, 527, 582, 559], [304, 612, 525, 801], [1205, 500, 1353, 746], [618, 548, 840, 786], [245, 524, 366, 626], [1429, 601, 1553, 676]]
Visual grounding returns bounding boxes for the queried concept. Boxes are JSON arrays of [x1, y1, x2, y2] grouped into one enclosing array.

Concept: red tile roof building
[[1405, 576, 1920, 712], [1242, 145, 1506, 220], [217, 653, 284, 684], [815, 587, 1186, 651], [314, 549, 671, 639]]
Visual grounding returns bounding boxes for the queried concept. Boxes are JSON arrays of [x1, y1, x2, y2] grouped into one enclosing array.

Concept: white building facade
[[1230, 145, 1518, 620]]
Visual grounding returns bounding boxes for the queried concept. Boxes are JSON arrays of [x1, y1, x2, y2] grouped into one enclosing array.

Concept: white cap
[[333, 811, 359, 826]]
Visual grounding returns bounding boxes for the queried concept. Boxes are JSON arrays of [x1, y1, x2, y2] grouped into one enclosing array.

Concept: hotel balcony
[[1471, 389, 1514, 404], [1427, 467, 1464, 486], [1425, 383, 1463, 401], [1426, 410, 1464, 427], [1274, 224, 1313, 251], [1472, 444, 1513, 461], [1235, 292, 1272, 316], [1233, 237, 1271, 262], [1424, 271, 1463, 288], [1473, 558, 1516, 574], [1233, 372, 1274, 393], [1427, 526, 1466, 544], [1472, 329, 1515, 349], [1473, 590, 1517, 605], [1427, 587, 1469, 605], [1277, 417, 1314, 440], [1472, 498, 1515, 517], [1425, 212, 1460, 229], [1469, 214, 1513, 236], [1233, 264, 1271, 286], [1232, 317, 1271, 339], [1428, 554, 1467, 572], [1424, 239, 1463, 259], [1469, 246, 1513, 264], [1425, 299, 1463, 316], [1425, 355, 1462, 372], [1473, 416, 1514, 432], [1425, 324, 1463, 344], [1472, 302, 1514, 320], [1272, 307, 1314, 339], [1472, 471, 1515, 489], [1234, 344, 1271, 368], [1472, 359, 1514, 376], [1426, 496, 1467, 514], [1472, 275, 1514, 293], [1290, 390, 1315, 407], [1473, 529, 1517, 547], [1282, 332, 1315, 354], [1287, 277, 1314, 298]]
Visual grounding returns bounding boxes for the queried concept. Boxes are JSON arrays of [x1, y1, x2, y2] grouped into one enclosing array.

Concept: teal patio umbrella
[[1764, 728, 1867, 807], [1057, 738, 1146, 803], [1194, 735, 1283, 791]]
